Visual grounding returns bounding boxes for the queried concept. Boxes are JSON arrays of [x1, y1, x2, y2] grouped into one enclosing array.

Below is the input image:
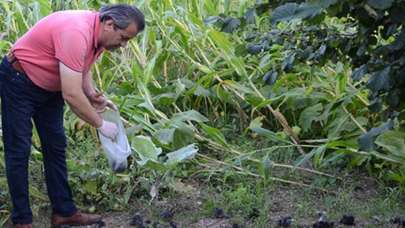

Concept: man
[[0, 4, 145, 228]]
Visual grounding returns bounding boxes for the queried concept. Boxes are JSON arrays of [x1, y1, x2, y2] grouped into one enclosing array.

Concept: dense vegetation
[[0, 0, 404, 226]]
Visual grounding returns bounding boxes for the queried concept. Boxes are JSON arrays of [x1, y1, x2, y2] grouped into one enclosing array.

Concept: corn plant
[[1, 0, 404, 223]]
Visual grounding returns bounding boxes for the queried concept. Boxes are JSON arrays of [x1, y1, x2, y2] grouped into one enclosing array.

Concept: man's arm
[[82, 70, 117, 111], [60, 62, 103, 127], [83, 70, 97, 98]]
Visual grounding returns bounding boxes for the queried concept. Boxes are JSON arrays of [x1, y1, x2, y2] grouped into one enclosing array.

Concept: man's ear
[[103, 19, 115, 31]]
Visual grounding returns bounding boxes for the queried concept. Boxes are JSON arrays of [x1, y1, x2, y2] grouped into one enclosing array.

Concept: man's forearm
[[82, 71, 97, 97], [64, 92, 103, 128], [60, 63, 103, 128]]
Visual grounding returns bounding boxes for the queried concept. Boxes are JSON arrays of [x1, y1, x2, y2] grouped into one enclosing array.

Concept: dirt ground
[[4, 175, 405, 228]]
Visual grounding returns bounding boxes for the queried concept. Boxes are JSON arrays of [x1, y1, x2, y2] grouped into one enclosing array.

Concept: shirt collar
[[94, 12, 100, 49]]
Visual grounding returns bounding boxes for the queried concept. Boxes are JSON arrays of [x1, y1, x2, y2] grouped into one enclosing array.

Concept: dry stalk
[[193, 133, 338, 179], [197, 154, 336, 194]]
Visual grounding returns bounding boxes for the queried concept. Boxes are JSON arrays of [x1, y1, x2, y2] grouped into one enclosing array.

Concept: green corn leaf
[[367, 0, 394, 10], [132, 136, 162, 166], [248, 117, 290, 143], [271, 0, 337, 23], [367, 67, 392, 93], [358, 120, 394, 151], [154, 128, 176, 145], [375, 130, 405, 161], [294, 145, 325, 168], [299, 103, 323, 133], [200, 123, 228, 146], [172, 110, 209, 123], [165, 144, 199, 166]]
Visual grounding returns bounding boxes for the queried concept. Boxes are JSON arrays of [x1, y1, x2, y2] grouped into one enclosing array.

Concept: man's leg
[[34, 93, 102, 227], [32, 93, 77, 216], [1, 60, 36, 224]]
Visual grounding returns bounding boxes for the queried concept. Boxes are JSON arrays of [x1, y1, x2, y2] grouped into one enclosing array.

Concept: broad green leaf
[[200, 123, 228, 146], [387, 89, 401, 108], [172, 121, 195, 135], [387, 31, 405, 51], [336, 72, 348, 96], [358, 120, 394, 151], [367, 0, 394, 10], [142, 43, 160, 84], [204, 16, 222, 25], [244, 8, 256, 24], [137, 83, 158, 113], [229, 56, 248, 78], [223, 80, 252, 94], [221, 17, 241, 33], [162, 0, 174, 9], [321, 151, 346, 167], [126, 124, 143, 136], [248, 117, 290, 143], [326, 139, 358, 149], [172, 110, 209, 123], [247, 43, 265, 54], [33, 0, 51, 19], [138, 101, 155, 112], [294, 145, 325, 167], [132, 136, 162, 166], [144, 160, 167, 171], [282, 53, 296, 72], [368, 97, 383, 113], [327, 114, 367, 139], [204, 0, 218, 15], [256, 99, 275, 110], [249, 116, 264, 129], [351, 64, 368, 81], [84, 180, 98, 195], [299, 103, 323, 133], [154, 128, 176, 145], [271, 0, 337, 23], [194, 86, 212, 97], [271, 3, 321, 23], [165, 144, 199, 166], [224, 0, 231, 14], [367, 67, 392, 93], [370, 151, 403, 164], [259, 54, 272, 69], [154, 93, 177, 106], [263, 70, 278, 86], [375, 131, 405, 160], [173, 126, 196, 148], [208, 29, 232, 53], [175, 79, 186, 96], [314, 144, 326, 167]]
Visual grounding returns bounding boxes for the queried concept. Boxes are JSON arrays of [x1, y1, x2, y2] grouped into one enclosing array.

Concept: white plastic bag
[[98, 109, 131, 172]]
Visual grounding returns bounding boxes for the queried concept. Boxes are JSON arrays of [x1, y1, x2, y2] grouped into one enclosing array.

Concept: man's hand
[[88, 91, 117, 113], [98, 120, 118, 139]]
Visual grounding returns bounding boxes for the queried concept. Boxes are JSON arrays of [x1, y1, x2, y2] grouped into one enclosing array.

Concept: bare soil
[[4, 175, 405, 228]]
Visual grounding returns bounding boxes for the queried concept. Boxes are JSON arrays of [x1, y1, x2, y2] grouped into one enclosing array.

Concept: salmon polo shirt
[[11, 10, 104, 91]]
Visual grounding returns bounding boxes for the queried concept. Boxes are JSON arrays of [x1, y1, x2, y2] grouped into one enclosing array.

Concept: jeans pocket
[[8, 71, 34, 88]]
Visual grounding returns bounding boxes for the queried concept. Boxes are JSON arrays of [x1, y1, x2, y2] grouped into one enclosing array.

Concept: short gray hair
[[99, 4, 145, 31]]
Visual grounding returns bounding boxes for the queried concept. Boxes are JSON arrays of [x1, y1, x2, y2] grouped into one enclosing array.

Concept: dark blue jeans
[[0, 57, 77, 224]]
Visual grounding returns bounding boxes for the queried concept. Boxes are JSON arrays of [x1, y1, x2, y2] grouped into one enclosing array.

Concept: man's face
[[102, 20, 139, 51]]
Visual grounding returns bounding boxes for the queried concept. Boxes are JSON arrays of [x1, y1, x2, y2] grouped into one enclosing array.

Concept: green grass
[[198, 171, 405, 227]]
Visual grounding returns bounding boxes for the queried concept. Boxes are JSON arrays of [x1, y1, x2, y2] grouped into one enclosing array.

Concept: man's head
[[98, 4, 145, 50]]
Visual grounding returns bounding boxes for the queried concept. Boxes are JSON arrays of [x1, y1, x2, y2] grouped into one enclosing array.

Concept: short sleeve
[[53, 29, 88, 72]]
